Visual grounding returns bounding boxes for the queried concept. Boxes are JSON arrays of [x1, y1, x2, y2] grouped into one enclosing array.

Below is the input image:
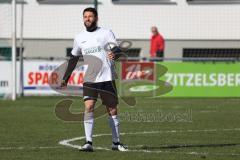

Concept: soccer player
[[60, 7, 127, 152]]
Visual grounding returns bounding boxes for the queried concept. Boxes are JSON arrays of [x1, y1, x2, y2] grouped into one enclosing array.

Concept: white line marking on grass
[[0, 146, 62, 150], [199, 110, 217, 113], [59, 128, 240, 156]]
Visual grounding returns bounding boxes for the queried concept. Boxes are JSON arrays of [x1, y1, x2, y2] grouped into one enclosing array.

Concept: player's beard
[[84, 20, 97, 32]]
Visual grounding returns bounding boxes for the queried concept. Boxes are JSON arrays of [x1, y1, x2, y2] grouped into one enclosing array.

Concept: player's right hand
[[60, 80, 67, 88]]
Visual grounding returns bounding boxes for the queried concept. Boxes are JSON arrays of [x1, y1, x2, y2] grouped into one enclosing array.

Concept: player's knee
[[85, 105, 94, 113], [108, 107, 118, 116], [84, 100, 95, 113]]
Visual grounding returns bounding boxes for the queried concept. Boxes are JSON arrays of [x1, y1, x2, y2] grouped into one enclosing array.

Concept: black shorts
[[83, 80, 119, 106]]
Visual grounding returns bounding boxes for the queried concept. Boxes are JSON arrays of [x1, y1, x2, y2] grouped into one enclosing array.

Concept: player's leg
[[106, 106, 119, 143], [100, 81, 128, 151], [100, 81, 120, 144], [80, 82, 98, 152], [106, 105, 127, 151], [81, 99, 95, 152]]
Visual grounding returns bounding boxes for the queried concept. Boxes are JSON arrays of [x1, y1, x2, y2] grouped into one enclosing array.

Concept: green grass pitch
[[0, 97, 240, 160]]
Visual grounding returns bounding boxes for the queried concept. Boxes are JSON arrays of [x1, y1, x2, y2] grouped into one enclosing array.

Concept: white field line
[[1, 128, 239, 154], [0, 146, 61, 150], [59, 128, 240, 156]]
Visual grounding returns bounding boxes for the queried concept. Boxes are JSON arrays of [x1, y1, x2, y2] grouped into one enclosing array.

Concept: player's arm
[[61, 37, 82, 87], [107, 30, 122, 60], [60, 54, 80, 87]]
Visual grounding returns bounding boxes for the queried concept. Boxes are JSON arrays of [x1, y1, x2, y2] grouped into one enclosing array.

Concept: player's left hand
[[107, 52, 115, 60]]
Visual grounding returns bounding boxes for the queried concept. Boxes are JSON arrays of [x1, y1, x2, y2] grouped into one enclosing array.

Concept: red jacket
[[150, 33, 165, 57]]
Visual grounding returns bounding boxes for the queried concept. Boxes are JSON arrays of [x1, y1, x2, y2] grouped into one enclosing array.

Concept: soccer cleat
[[79, 141, 93, 152], [112, 142, 128, 151]]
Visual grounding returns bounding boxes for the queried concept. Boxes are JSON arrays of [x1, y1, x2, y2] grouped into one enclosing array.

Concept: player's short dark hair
[[83, 7, 98, 17]]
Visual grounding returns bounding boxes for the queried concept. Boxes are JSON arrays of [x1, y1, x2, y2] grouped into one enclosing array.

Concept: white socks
[[84, 112, 94, 142], [84, 112, 120, 143], [108, 115, 120, 143]]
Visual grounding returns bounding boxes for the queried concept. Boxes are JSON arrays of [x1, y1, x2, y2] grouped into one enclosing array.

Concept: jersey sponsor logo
[[83, 46, 102, 55]]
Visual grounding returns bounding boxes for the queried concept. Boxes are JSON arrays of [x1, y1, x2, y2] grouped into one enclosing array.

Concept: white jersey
[[71, 27, 118, 83]]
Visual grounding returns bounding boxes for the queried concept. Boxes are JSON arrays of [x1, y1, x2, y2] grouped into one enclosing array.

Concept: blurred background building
[[1, 0, 240, 60]]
